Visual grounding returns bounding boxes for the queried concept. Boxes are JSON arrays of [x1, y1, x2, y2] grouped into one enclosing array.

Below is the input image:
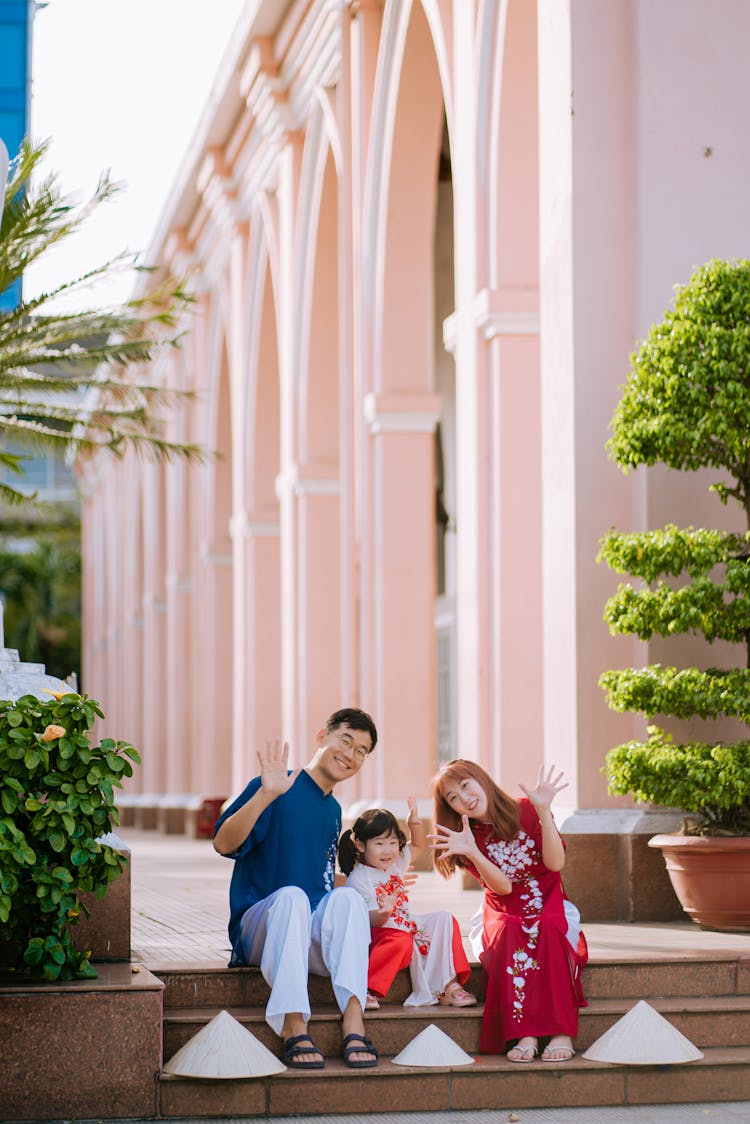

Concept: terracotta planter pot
[[648, 834, 750, 932]]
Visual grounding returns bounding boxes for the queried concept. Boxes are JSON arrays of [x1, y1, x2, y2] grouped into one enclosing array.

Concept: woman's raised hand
[[429, 815, 478, 860], [518, 765, 568, 811], [257, 738, 300, 798]]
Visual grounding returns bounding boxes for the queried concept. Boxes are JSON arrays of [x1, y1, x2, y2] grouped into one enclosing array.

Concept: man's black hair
[[325, 707, 378, 751]]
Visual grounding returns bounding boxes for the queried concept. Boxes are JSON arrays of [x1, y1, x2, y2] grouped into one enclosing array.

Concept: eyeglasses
[[332, 731, 370, 763]]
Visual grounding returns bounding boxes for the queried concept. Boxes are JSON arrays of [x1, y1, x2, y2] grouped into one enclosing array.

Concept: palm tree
[[0, 138, 203, 506]]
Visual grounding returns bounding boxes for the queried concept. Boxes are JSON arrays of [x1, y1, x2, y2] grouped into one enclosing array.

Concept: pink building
[[78, 0, 750, 916]]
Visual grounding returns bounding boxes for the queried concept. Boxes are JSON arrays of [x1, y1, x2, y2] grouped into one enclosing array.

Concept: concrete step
[[153, 952, 750, 1010], [157, 1044, 750, 1118], [162, 993, 750, 1061]]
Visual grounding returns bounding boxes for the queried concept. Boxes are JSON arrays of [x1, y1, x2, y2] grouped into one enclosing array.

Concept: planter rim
[[649, 833, 750, 851]]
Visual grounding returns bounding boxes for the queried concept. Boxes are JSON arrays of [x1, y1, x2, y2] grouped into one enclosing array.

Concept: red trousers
[[367, 917, 470, 998]]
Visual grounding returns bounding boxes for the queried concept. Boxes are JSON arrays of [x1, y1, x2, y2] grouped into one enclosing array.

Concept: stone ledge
[[557, 809, 684, 923], [0, 962, 163, 1119]]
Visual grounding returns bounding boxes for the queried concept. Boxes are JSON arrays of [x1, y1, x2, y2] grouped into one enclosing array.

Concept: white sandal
[[507, 1037, 538, 1063]]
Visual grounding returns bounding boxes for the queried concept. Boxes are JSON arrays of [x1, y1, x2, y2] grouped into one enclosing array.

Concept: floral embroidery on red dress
[[375, 874, 431, 955], [486, 832, 542, 1023]]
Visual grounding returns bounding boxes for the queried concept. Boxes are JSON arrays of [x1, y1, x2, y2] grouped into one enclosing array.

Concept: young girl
[[431, 761, 587, 1063], [338, 797, 477, 1010]]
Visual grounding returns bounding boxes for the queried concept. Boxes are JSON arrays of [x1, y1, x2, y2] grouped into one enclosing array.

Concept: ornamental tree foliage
[[0, 139, 204, 506], [600, 259, 750, 835], [0, 692, 139, 980]]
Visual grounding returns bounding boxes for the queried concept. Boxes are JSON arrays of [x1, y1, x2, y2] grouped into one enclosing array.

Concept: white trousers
[[238, 885, 370, 1036], [403, 910, 457, 1007]]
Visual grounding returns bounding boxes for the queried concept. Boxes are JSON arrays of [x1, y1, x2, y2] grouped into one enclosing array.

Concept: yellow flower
[[42, 688, 71, 701], [41, 724, 66, 742]]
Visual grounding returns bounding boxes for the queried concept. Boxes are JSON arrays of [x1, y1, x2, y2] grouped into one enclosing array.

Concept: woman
[[431, 760, 587, 1062]]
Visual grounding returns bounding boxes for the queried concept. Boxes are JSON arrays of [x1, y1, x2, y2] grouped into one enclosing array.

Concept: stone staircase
[[154, 953, 750, 1118]]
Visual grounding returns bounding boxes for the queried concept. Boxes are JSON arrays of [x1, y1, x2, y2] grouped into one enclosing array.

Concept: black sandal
[[342, 1032, 378, 1069], [281, 1033, 325, 1069]]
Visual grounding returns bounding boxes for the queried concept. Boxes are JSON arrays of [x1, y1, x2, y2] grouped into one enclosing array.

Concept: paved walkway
[[80, 1108, 750, 1124], [107, 827, 750, 1124], [119, 827, 750, 969]]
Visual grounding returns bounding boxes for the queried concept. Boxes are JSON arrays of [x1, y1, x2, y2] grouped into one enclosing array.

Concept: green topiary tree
[[0, 691, 139, 980], [600, 258, 750, 836]]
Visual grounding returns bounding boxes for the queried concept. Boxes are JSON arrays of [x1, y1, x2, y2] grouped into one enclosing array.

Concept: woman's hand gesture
[[518, 765, 568, 812], [429, 815, 478, 861], [401, 866, 418, 890], [257, 738, 300, 799]]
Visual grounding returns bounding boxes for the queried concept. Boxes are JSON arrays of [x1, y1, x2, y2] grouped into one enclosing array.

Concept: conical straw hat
[[163, 1009, 287, 1078], [582, 1000, 703, 1065], [391, 1023, 474, 1067]]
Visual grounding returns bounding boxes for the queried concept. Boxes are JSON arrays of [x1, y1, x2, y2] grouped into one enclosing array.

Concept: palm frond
[[0, 137, 206, 502]]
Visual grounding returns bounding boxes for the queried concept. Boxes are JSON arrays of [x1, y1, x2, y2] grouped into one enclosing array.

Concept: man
[[213, 707, 379, 1069]]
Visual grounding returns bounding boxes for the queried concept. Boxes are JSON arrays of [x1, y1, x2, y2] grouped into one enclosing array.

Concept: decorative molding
[[442, 310, 458, 355], [478, 308, 540, 339], [284, 1, 344, 124], [163, 227, 198, 276], [474, 286, 540, 339], [165, 573, 193, 594], [229, 512, 281, 539], [442, 288, 540, 352], [199, 541, 233, 566], [363, 392, 442, 435], [275, 462, 341, 498], [241, 37, 293, 146], [143, 597, 168, 614], [197, 148, 245, 236]]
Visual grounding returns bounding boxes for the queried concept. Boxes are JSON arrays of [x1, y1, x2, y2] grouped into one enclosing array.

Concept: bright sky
[[27, 0, 247, 310]]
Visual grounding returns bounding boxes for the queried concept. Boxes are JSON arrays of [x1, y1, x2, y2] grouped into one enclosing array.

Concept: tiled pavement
[[111, 827, 750, 1124], [119, 826, 750, 969], [71, 1108, 750, 1124]]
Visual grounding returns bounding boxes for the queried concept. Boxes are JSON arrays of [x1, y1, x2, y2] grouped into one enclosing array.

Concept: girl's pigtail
[[337, 827, 359, 875]]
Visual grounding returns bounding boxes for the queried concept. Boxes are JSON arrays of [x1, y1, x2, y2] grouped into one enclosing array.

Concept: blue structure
[[0, 0, 32, 309]]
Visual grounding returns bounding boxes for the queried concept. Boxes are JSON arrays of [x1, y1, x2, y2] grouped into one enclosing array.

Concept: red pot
[[648, 834, 750, 932]]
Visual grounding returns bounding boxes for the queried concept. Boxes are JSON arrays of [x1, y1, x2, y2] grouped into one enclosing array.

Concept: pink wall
[[77, 0, 750, 826]]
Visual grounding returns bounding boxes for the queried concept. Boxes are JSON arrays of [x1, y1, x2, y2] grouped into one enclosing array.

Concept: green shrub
[[0, 691, 139, 980], [605, 728, 750, 836]]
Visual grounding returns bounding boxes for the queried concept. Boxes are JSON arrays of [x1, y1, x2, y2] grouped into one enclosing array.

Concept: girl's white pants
[[238, 885, 370, 1036], [403, 909, 458, 1007]]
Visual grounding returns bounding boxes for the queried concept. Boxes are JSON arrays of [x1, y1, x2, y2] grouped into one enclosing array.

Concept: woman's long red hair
[[431, 759, 520, 878]]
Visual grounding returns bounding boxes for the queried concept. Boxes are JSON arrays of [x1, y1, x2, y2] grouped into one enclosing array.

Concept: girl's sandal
[[507, 1037, 538, 1063], [438, 981, 478, 1007]]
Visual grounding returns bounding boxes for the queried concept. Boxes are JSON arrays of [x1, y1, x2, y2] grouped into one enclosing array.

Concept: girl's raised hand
[[377, 889, 400, 916], [429, 815, 478, 860], [407, 794, 419, 819], [257, 738, 300, 798], [518, 765, 568, 811]]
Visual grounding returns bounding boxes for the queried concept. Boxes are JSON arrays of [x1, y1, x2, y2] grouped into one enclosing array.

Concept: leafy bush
[[605, 729, 750, 836], [600, 260, 750, 835], [0, 691, 139, 980]]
